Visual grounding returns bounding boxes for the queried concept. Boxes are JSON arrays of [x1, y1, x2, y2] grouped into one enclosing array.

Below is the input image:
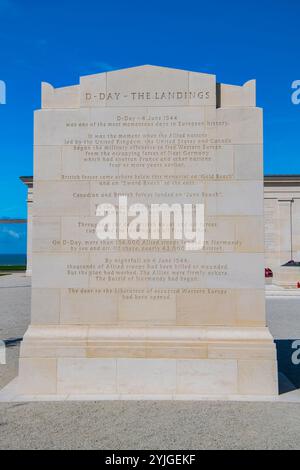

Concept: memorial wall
[[7, 66, 278, 398]]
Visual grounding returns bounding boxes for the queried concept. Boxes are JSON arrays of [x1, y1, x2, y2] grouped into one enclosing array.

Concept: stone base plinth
[[273, 267, 300, 288], [0, 326, 278, 399]]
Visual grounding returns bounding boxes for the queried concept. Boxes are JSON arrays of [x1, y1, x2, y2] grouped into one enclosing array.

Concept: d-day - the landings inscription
[[4, 66, 278, 398]]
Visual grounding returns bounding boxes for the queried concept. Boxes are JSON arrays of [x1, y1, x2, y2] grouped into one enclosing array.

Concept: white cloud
[[1, 227, 21, 239], [7, 229, 20, 239]]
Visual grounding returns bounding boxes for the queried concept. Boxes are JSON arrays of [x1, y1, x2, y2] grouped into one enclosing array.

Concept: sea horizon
[[0, 253, 27, 266]]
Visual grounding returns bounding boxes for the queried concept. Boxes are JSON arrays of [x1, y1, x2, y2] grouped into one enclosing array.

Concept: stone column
[[20, 177, 33, 276], [278, 200, 293, 264]]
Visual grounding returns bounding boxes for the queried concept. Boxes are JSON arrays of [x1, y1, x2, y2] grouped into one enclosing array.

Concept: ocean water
[[0, 254, 26, 266]]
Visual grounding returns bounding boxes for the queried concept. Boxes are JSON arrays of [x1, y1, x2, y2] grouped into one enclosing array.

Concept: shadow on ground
[[276, 340, 300, 393]]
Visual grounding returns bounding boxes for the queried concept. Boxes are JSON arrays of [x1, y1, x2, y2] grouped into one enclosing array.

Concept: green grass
[[0, 265, 26, 271]]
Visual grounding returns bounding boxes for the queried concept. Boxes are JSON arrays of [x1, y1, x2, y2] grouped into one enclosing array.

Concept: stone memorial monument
[[3, 66, 278, 399]]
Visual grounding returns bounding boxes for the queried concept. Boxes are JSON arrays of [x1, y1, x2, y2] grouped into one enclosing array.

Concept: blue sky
[[0, 0, 299, 226]]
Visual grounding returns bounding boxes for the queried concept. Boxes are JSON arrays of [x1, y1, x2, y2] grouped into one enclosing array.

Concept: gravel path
[[0, 400, 299, 450]]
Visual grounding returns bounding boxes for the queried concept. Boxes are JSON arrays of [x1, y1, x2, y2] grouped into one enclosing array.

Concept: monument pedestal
[[5, 325, 276, 398]]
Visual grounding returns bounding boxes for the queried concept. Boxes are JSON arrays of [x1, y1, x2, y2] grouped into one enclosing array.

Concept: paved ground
[[267, 297, 300, 339], [0, 273, 299, 450], [0, 274, 30, 391], [0, 400, 299, 450]]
